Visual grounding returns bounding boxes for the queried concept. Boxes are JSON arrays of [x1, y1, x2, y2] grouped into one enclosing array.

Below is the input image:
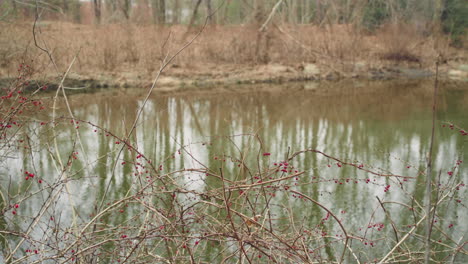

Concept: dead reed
[[0, 21, 458, 80]]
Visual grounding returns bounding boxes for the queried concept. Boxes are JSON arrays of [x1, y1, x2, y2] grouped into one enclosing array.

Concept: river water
[[1, 80, 467, 262]]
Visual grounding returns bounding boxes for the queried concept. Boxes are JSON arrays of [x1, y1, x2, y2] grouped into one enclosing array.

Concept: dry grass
[[0, 21, 462, 79]]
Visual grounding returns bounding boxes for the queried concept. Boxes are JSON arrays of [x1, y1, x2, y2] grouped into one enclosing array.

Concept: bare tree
[[105, 0, 118, 13], [62, 0, 68, 12], [206, 0, 214, 24], [315, 0, 323, 24], [173, 0, 180, 23], [10, 0, 18, 17], [152, 0, 166, 24], [254, 0, 272, 64], [188, 0, 202, 27], [93, 0, 102, 24], [120, 0, 131, 20], [61, 0, 81, 22]]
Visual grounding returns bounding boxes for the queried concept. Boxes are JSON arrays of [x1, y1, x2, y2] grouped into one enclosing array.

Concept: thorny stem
[[378, 174, 459, 264], [291, 190, 349, 264]]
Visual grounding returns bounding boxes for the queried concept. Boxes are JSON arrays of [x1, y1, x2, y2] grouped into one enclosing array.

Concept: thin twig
[[424, 56, 440, 264]]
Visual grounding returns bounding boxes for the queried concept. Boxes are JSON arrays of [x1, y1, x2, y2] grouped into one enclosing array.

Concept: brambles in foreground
[[1, 130, 467, 262], [1, 145, 466, 263]]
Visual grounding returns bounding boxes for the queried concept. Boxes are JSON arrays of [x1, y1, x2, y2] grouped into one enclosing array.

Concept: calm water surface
[[1, 80, 467, 262]]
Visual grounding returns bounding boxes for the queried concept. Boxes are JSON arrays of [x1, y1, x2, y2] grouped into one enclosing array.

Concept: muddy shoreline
[[1, 63, 467, 93]]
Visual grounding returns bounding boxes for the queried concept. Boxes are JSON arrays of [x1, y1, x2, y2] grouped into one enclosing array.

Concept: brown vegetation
[[1, 0, 467, 85], [0, 21, 464, 87]]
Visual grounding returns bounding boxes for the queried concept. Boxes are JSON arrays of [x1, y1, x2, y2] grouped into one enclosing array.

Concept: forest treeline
[[1, 0, 466, 45]]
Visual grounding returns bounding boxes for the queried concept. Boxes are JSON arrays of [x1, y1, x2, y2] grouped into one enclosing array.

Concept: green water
[[1, 80, 467, 263]]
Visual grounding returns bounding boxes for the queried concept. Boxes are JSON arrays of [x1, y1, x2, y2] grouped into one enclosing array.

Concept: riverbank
[[0, 22, 467, 91], [1, 62, 467, 94]]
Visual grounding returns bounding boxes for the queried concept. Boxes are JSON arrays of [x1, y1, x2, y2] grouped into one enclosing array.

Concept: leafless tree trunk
[[159, 0, 166, 23], [315, 0, 321, 24], [121, 0, 131, 20], [254, 0, 271, 64], [188, 0, 202, 27], [219, 0, 230, 24], [433, 0, 443, 22], [10, 0, 17, 17], [62, 0, 69, 13], [173, 0, 180, 23], [152, 0, 166, 24], [60, 0, 80, 22], [106, 0, 117, 13], [94, 0, 102, 24], [68, 0, 81, 23], [206, 0, 214, 24]]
